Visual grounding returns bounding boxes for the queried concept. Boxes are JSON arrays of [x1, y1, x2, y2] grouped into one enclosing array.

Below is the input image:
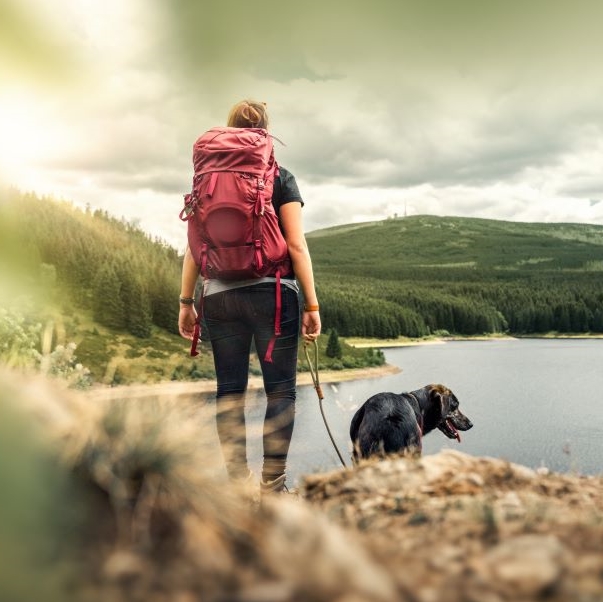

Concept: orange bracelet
[[304, 304, 319, 311]]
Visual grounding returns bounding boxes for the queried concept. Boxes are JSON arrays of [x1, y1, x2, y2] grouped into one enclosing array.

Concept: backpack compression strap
[[264, 270, 282, 363]]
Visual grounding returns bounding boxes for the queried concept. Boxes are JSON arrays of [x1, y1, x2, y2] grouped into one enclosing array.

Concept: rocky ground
[[2, 369, 603, 602], [301, 450, 603, 602]]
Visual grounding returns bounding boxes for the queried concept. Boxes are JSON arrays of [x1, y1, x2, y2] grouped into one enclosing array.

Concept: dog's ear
[[430, 387, 451, 418]]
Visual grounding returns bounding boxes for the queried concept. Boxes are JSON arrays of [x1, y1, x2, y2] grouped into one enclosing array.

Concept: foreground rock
[[2, 369, 603, 601], [302, 450, 603, 601]]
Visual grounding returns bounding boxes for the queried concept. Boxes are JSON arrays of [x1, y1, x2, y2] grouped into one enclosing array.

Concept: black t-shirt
[[272, 166, 303, 213]]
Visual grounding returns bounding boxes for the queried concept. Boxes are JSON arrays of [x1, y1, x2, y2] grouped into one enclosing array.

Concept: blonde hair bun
[[227, 100, 269, 129]]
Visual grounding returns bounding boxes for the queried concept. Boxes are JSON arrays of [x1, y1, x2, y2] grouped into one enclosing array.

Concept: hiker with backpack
[[178, 100, 321, 494]]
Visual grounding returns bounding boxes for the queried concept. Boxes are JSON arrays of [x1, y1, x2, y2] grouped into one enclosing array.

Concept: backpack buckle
[[179, 193, 196, 221]]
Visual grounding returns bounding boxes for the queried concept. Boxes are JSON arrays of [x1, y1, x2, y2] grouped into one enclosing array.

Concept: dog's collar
[[406, 391, 420, 406], [406, 392, 424, 436]]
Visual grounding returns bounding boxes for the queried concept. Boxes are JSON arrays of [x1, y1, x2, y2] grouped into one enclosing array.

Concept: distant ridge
[[305, 214, 603, 338], [306, 214, 603, 271]]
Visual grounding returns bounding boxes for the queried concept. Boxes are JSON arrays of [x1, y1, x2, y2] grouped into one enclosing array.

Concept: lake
[[244, 338, 603, 485]]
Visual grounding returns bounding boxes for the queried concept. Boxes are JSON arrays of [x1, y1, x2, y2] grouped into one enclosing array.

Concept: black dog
[[350, 384, 473, 461]]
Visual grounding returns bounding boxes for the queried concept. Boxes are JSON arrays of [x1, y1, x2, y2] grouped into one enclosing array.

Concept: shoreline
[[85, 333, 603, 400], [85, 363, 402, 401], [344, 332, 603, 348], [343, 334, 518, 348]]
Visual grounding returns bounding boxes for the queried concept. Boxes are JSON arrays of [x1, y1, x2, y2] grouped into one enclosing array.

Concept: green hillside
[[0, 187, 208, 384], [306, 215, 603, 337], [307, 215, 603, 271], [0, 188, 378, 384], [3, 189, 603, 384]]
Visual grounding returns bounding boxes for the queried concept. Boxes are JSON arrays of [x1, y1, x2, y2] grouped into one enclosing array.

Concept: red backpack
[[179, 126, 292, 361]]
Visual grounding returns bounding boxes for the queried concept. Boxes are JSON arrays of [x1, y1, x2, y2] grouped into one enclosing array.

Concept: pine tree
[[326, 328, 342, 359], [150, 270, 180, 333], [592, 308, 603, 333], [92, 264, 125, 329], [555, 305, 571, 332], [124, 277, 153, 338]]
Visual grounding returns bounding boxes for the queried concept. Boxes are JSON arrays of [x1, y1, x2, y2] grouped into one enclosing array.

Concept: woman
[[178, 100, 321, 494]]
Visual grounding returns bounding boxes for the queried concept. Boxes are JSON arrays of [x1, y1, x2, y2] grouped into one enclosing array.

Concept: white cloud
[[2, 0, 603, 250]]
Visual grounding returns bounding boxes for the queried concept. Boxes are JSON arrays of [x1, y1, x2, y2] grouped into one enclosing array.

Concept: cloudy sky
[[1, 0, 603, 250]]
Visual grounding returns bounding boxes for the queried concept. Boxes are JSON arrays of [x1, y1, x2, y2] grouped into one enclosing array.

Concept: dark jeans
[[203, 283, 300, 482]]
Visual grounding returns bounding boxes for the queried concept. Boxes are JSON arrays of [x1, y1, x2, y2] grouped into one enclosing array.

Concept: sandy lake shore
[[86, 363, 402, 401]]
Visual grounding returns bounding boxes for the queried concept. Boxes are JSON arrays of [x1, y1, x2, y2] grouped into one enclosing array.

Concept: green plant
[[0, 306, 42, 368], [42, 342, 93, 390]]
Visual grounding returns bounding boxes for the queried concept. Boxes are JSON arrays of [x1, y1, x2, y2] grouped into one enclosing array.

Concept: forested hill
[[3, 189, 603, 344], [306, 215, 603, 337], [307, 215, 603, 271], [1, 188, 182, 338]]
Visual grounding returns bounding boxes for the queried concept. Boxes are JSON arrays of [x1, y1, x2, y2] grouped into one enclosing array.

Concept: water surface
[[245, 339, 603, 485]]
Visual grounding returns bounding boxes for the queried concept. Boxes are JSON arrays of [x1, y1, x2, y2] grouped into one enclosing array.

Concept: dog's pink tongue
[[448, 419, 461, 442]]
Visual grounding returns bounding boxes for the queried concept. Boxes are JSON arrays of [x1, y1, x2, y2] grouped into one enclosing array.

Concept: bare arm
[[178, 245, 200, 340], [279, 202, 321, 341]]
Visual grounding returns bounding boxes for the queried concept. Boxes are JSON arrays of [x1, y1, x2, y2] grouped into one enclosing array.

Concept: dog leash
[[303, 339, 347, 468]]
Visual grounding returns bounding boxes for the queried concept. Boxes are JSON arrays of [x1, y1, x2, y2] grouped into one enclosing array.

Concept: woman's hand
[[301, 309, 321, 342], [178, 305, 198, 340]]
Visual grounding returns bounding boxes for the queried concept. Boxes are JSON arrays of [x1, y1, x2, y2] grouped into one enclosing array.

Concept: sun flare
[[0, 90, 64, 188]]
